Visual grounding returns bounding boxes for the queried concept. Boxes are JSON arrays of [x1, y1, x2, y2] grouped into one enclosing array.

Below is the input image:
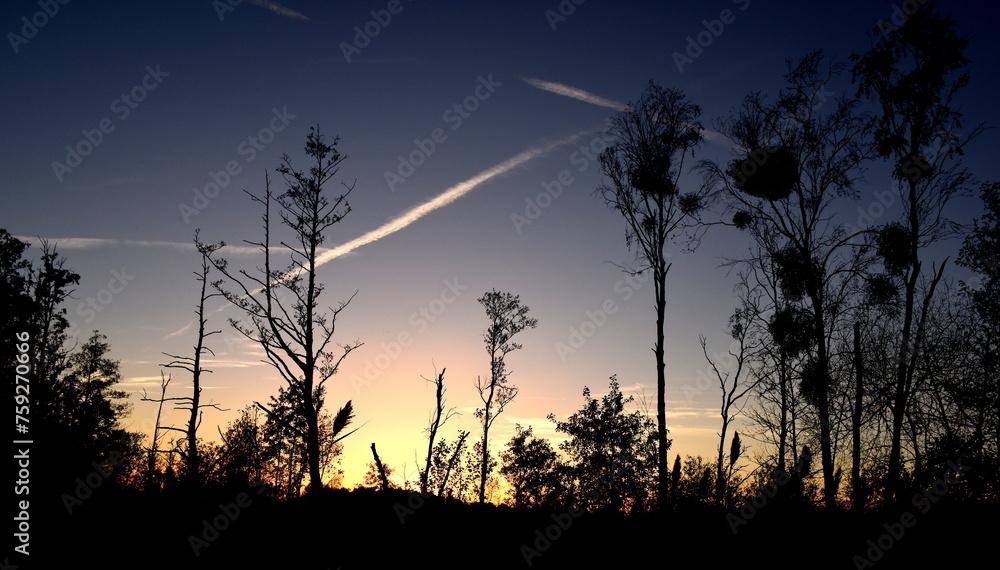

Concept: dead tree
[[208, 127, 362, 494], [160, 231, 225, 488], [140, 372, 178, 491], [420, 367, 458, 494]]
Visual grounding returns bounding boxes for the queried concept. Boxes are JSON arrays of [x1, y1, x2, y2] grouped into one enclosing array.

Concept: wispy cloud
[[164, 322, 193, 340], [244, 0, 310, 21], [13, 236, 118, 249], [14, 236, 269, 257], [520, 77, 626, 111]]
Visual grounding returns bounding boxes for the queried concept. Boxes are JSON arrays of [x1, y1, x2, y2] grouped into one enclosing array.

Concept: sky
[[3, 0, 1000, 491]]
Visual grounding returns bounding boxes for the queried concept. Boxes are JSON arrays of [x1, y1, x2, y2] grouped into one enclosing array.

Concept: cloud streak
[[243, 0, 310, 21], [521, 77, 626, 111], [13, 236, 266, 257], [522, 76, 733, 148]]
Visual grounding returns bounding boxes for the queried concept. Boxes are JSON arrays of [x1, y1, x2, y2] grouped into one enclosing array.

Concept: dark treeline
[[6, 1, 997, 567]]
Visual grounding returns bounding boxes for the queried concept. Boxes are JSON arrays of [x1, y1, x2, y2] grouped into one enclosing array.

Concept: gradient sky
[[3, 0, 999, 490]]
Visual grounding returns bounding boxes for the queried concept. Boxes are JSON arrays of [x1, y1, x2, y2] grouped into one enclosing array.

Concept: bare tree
[[208, 126, 362, 494], [156, 231, 226, 488], [596, 80, 712, 507], [140, 372, 179, 491], [420, 367, 458, 494], [475, 289, 537, 503], [701, 303, 759, 505]]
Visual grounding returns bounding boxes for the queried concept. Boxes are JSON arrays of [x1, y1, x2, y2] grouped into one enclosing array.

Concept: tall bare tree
[[420, 367, 458, 494], [475, 289, 537, 503], [158, 231, 226, 488], [851, 0, 984, 505], [209, 126, 362, 494], [596, 80, 712, 507]]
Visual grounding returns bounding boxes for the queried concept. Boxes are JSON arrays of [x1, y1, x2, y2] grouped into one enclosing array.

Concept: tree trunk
[[887, 180, 921, 506], [778, 346, 789, 473], [716, 420, 728, 505], [809, 291, 837, 509], [852, 321, 864, 511], [655, 262, 670, 508], [371, 442, 390, 491]]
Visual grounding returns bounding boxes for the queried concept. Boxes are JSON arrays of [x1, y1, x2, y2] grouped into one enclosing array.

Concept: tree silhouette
[[208, 126, 362, 494], [152, 231, 227, 488], [262, 384, 350, 497], [419, 367, 458, 494], [852, 0, 984, 505], [500, 425, 562, 509], [954, 182, 1000, 494], [474, 289, 537, 503], [596, 80, 711, 508], [701, 303, 759, 505], [426, 430, 470, 498], [549, 376, 658, 513], [217, 405, 272, 489], [701, 51, 871, 508], [17, 238, 80, 441], [59, 330, 133, 472]]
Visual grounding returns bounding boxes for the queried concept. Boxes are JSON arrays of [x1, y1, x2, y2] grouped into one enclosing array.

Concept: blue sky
[[3, 0, 999, 488]]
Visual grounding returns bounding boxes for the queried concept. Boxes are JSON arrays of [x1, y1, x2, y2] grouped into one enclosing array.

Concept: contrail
[[521, 77, 626, 111], [522, 76, 734, 148], [312, 133, 587, 266], [243, 0, 310, 21]]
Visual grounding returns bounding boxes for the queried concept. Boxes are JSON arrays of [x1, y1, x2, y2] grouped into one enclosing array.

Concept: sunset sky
[[4, 0, 1000, 490]]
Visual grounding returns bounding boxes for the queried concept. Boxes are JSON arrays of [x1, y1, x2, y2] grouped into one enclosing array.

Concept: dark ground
[[15, 484, 993, 569]]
